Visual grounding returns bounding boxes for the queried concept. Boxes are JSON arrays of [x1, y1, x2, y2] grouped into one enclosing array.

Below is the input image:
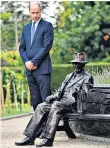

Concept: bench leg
[[63, 120, 76, 139]]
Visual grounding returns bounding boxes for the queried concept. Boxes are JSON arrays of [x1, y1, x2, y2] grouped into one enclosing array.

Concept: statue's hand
[[46, 91, 60, 103], [46, 96, 54, 103]]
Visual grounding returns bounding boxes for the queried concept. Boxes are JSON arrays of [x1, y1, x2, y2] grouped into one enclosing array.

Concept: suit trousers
[[26, 71, 51, 110], [23, 99, 73, 140]]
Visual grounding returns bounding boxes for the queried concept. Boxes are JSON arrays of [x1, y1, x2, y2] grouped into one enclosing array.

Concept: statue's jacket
[[51, 71, 94, 105]]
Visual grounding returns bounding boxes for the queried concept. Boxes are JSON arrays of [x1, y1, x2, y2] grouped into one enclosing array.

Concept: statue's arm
[[46, 74, 71, 103]]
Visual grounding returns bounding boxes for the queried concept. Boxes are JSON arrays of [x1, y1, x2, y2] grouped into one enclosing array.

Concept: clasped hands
[[25, 61, 37, 70]]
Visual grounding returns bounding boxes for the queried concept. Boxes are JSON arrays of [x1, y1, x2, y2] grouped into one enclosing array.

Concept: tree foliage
[[52, 1, 110, 63], [1, 1, 110, 63]]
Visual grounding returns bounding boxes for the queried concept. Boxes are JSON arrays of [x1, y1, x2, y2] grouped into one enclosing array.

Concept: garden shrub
[[1, 64, 110, 117]]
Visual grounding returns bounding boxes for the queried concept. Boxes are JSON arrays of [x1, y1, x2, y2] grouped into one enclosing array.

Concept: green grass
[[1, 105, 33, 117]]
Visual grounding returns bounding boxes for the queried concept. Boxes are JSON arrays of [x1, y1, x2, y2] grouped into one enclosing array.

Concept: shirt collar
[[32, 17, 41, 24]]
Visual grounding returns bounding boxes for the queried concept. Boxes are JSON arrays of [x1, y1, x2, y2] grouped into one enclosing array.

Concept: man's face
[[103, 35, 109, 41], [29, 4, 41, 22], [73, 63, 85, 74]]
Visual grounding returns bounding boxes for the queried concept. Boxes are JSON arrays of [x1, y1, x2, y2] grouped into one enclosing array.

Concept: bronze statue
[[15, 52, 94, 147]]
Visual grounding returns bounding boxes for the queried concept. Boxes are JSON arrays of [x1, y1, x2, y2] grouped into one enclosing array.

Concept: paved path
[[1, 115, 110, 148]]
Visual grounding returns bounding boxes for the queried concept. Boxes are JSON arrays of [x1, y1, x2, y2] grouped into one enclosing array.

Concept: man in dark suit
[[15, 52, 94, 147], [19, 1, 54, 110]]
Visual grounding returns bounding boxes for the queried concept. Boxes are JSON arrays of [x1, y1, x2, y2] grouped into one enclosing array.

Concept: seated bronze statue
[[15, 52, 94, 147]]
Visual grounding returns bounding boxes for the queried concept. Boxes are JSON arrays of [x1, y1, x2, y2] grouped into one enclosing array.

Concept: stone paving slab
[[1, 115, 110, 148]]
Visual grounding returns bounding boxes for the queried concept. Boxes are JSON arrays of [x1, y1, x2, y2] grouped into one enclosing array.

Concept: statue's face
[[73, 63, 85, 74]]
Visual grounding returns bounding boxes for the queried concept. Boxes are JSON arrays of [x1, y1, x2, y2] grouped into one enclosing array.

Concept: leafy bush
[[1, 50, 23, 66], [1, 64, 110, 117], [103, 56, 110, 63]]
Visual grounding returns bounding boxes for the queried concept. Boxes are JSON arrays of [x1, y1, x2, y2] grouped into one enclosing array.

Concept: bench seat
[[57, 84, 110, 138], [63, 113, 110, 121]]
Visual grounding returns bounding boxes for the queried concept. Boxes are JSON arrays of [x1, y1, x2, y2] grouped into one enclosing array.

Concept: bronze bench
[[57, 84, 110, 138]]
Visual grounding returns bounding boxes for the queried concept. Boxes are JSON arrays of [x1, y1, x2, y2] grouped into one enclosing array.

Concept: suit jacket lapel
[[28, 22, 32, 48], [67, 74, 85, 88], [60, 73, 74, 95], [30, 18, 43, 48]]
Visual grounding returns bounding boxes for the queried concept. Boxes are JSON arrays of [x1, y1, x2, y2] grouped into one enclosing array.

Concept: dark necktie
[[31, 22, 36, 43]]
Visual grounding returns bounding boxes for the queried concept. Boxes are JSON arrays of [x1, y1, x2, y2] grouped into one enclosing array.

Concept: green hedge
[[1, 64, 110, 117], [2, 63, 110, 98], [51, 63, 110, 91], [1, 50, 110, 67]]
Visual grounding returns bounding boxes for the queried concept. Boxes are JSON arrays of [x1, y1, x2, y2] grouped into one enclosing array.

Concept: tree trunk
[[21, 81, 24, 111], [0, 71, 5, 116], [13, 81, 18, 111], [5, 82, 11, 108]]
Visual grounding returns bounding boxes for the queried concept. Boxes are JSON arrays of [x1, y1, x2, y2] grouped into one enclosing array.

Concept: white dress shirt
[[32, 18, 41, 32]]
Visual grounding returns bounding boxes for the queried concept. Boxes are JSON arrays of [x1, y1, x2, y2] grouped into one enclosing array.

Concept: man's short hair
[[29, 1, 41, 10]]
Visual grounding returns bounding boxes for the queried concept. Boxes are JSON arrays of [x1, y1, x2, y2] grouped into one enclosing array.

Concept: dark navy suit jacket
[[19, 18, 54, 75]]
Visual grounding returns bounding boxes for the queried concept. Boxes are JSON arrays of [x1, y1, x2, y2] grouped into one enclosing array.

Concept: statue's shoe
[[36, 138, 53, 147], [15, 136, 34, 146]]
